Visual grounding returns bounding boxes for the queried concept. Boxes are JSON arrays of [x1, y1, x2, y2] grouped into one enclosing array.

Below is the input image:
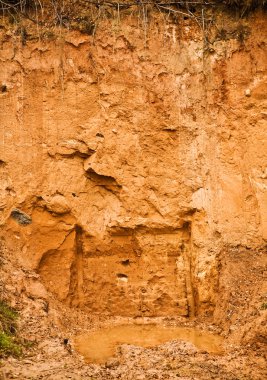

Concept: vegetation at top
[[0, 0, 266, 23], [0, 0, 265, 41]]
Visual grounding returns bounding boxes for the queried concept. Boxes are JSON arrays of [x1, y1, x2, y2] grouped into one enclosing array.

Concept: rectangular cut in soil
[[79, 224, 192, 317]]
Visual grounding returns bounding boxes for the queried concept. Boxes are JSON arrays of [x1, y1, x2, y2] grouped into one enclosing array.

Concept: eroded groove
[[68, 225, 85, 307], [85, 168, 122, 190]]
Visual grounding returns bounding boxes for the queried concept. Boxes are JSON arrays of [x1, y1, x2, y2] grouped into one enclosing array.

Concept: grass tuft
[[0, 300, 18, 334], [0, 300, 23, 358], [0, 332, 22, 357]]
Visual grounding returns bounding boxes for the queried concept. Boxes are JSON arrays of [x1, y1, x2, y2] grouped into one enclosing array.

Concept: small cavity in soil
[[74, 324, 224, 364]]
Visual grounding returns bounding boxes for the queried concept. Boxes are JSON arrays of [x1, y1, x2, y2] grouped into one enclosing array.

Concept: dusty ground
[[1, 323, 267, 380], [1, 340, 267, 380]]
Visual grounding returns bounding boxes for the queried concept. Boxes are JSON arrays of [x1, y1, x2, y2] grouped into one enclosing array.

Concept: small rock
[[25, 280, 48, 300], [136, 375, 146, 380], [45, 195, 71, 215], [10, 208, 32, 225], [105, 358, 120, 368]]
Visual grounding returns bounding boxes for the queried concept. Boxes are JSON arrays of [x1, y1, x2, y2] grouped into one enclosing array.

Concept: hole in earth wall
[[76, 223, 194, 317]]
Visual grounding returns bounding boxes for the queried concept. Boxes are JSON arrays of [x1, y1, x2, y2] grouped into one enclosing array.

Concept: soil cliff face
[[0, 8, 266, 320]]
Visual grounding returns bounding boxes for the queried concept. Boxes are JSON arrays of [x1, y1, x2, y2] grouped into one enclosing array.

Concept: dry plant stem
[[117, 2, 120, 28], [157, 4, 195, 18], [92, 5, 102, 39], [142, 3, 148, 48]]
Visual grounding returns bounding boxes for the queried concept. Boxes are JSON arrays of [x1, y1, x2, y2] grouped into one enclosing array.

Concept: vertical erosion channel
[[182, 223, 195, 317], [69, 225, 85, 307]]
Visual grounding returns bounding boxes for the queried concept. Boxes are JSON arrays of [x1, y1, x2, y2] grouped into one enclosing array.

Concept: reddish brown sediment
[[0, 4, 266, 379]]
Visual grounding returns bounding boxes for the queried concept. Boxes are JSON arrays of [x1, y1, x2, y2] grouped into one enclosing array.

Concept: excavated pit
[[37, 223, 195, 317]]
